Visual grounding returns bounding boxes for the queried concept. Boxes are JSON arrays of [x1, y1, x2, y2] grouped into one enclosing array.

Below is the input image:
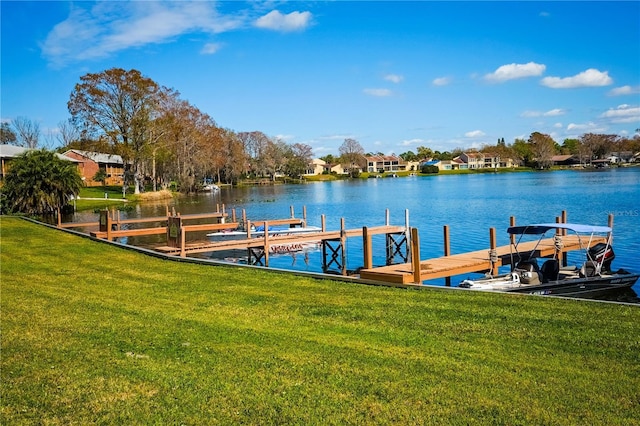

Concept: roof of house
[[551, 155, 576, 161], [64, 149, 123, 164], [366, 155, 401, 162], [0, 144, 29, 158], [0, 144, 79, 162]]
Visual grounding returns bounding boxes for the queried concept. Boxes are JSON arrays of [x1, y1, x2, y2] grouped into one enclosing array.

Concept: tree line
[[2, 68, 639, 196], [396, 133, 640, 169]]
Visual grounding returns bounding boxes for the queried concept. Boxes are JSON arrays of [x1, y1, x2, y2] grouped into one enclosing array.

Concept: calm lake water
[[71, 167, 640, 297]]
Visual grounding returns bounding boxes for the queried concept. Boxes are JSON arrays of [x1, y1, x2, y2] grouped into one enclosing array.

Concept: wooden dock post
[[221, 204, 226, 223], [555, 216, 564, 266], [290, 205, 295, 218], [246, 220, 252, 239], [180, 223, 186, 258], [263, 220, 270, 267], [385, 209, 390, 226], [411, 227, 421, 284], [405, 209, 411, 263], [321, 214, 326, 232], [489, 227, 498, 276], [363, 226, 372, 269], [167, 215, 182, 248], [509, 216, 516, 247], [57, 207, 61, 228], [231, 209, 237, 223], [444, 225, 451, 286], [303, 206, 307, 227], [340, 218, 347, 275]]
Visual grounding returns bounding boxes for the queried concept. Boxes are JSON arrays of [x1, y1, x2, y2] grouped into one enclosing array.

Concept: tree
[[68, 68, 166, 194], [528, 132, 556, 169], [511, 138, 533, 166], [1, 149, 82, 215], [56, 119, 80, 148], [238, 131, 273, 178], [399, 151, 418, 162], [283, 143, 313, 178], [11, 116, 40, 148], [339, 138, 366, 172], [561, 138, 580, 155], [319, 154, 336, 164], [416, 146, 433, 160], [93, 169, 107, 186], [1, 122, 17, 144]]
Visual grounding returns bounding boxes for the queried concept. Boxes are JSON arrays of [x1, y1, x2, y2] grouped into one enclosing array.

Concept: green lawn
[[1, 217, 639, 425]]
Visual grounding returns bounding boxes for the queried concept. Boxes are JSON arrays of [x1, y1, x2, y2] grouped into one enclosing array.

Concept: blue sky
[[2, 1, 639, 156]]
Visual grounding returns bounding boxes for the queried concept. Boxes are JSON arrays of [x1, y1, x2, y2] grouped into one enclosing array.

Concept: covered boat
[[207, 224, 323, 254], [459, 223, 639, 298]]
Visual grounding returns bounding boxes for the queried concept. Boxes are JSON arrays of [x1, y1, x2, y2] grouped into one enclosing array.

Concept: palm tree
[[1, 149, 83, 215]]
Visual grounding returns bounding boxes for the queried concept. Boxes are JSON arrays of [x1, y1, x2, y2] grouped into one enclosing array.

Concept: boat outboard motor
[[588, 243, 615, 272], [514, 261, 541, 285]]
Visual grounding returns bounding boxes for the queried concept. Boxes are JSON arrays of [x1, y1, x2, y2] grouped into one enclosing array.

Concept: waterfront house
[[366, 155, 407, 173], [62, 149, 124, 186], [551, 155, 581, 167], [0, 144, 79, 180], [305, 159, 326, 176]]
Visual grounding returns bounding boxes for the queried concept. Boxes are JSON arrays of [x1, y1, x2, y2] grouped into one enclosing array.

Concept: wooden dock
[[359, 234, 607, 285], [58, 205, 612, 288]]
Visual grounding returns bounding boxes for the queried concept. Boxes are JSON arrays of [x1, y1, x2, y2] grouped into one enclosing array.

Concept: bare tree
[[12, 116, 40, 148], [56, 119, 80, 148], [528, 132, 556, 169], [339, 138, 366, 173]]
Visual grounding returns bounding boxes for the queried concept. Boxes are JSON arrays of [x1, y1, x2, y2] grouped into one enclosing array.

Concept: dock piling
[[411, 227, 421, 284], [444, 225, 451, 286]]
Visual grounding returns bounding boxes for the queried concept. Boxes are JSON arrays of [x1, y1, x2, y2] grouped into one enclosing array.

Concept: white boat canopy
[[507, 223, 612, 235]]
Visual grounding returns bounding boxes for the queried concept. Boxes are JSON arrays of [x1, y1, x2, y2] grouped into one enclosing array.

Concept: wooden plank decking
[[155, 225, 406, 256], [359, 235, 607, 284]]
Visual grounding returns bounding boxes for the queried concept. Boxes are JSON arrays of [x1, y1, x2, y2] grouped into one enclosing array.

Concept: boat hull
[[460, 270, 639, 299], [506, 272, 639, 298]]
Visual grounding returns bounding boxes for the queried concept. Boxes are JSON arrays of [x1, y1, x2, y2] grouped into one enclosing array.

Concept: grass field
[[1, 217, 639, 424]]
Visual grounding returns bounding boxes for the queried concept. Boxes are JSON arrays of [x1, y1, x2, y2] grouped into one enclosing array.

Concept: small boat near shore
[[459, 223, 639, 298], [207, 224, 323, 254]]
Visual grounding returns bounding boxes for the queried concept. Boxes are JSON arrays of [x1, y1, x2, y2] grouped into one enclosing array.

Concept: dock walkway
[[359, 234, 606, 284]]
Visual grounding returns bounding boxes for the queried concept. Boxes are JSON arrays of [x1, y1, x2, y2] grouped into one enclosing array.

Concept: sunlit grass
[[2, 217, 639, 424]]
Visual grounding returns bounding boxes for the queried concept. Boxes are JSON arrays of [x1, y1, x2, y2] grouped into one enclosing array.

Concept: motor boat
[[459, 223, 639, 298]]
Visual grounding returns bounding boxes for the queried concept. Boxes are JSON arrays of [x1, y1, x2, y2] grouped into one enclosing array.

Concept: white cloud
[[553, 122, 563, 128], [566, 122, 607, 133], [520, 108, 565, 118], [201, 42, 223, 55], [254, 10, 312, 32], [41, 2, 243, 67], [608, 85, 640, 96], [384, 74, 403, 83], [544, 108, 565, 117], [541, 68, 613, 89], [363, 88, 393, 97], [432, 76, 452, 86], [521, 110, 542, 118], [465, 130, 486, 138], [400, 138, 424, 147], [599, 104, 640, 124], [484, 62, 546, 83]]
